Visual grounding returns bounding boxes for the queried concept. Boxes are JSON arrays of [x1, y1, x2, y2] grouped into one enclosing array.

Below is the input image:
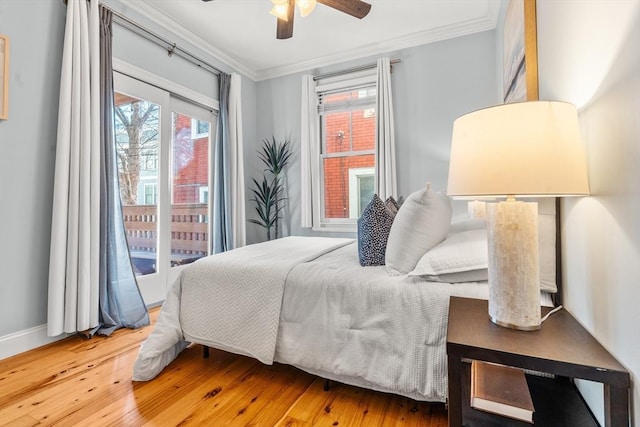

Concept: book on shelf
[[470, 360, 535, 423]]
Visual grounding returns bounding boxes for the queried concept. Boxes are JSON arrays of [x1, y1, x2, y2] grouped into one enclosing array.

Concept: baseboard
[[0, 324, 71, 360]]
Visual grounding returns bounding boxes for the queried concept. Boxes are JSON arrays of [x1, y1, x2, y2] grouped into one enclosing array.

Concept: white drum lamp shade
[[447, 101, 589, 330]]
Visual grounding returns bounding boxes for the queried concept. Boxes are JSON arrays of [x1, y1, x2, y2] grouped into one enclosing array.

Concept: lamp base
[[487, 199, 541, 331], [489, 315, 541, 331]]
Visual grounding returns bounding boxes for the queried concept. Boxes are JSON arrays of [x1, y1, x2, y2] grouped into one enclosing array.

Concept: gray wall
[[0, 0, 66, 337], [0, 0, 258, 339], [250, 30, 499, 244], [536, 1, 640, 425]]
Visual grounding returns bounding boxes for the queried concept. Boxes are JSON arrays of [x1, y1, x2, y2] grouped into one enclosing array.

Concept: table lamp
[[447, 101, 589, 330]]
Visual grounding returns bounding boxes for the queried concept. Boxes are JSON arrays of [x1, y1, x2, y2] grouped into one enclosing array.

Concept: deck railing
[[122, 203, 208, 266]]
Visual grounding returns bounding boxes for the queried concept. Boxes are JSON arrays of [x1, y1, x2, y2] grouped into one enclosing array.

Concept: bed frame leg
[[323, 378, 330, 391], [203, 345, 210, 359]]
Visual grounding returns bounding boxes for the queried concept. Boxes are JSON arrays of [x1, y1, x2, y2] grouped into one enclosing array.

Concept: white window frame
[[312, 70, 377, 232], [191, 118, 209, 139], [142, 152, 158, 171], [199, 186, 209, 203], [113, 63, 218, 306], [143, 183, 158, 205]]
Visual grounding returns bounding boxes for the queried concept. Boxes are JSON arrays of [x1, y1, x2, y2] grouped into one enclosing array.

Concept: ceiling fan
[[201, 0, 372, 40]]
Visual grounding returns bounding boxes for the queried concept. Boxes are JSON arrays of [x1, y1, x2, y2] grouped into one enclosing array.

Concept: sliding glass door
[[114, 73, 216, 305]]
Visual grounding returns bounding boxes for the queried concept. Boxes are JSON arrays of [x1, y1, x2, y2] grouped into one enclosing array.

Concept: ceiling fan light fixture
[[270, 0, 290, 21], [296, 0, 317, 17]]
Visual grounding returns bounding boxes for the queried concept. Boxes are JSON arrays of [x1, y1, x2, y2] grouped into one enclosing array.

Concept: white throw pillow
[[410, 216, 558, 291], [385, 186, 452, 274], [409, 229, 488, 283]]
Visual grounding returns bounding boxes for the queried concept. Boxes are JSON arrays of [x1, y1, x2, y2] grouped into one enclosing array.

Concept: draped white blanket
[[133, 236, 353, 381], [274, 242, 493, 402]]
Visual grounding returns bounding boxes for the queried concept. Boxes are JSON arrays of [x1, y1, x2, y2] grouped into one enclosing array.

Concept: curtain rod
[[313, 59, 401, 81], [66, 1, 223, 76]]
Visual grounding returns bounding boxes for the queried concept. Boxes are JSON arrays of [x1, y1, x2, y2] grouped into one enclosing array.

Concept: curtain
[[213, 73, 246, 253], [300, 75, 319, 228], [48, 1, 148, 336], [96, 6, 148, 335], [48, 0, 100, 336], [375, 57, 397, 200]]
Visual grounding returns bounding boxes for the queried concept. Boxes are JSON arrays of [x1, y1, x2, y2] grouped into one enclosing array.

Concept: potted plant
[[249, 137, 292, 240]]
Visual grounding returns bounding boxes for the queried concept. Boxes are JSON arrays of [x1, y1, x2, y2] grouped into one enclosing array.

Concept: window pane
[[323, 106, 376, 154], [197, 120, 209, 135], [114, 91, 160, 276], [323, 154, 374, 219], [357, 174, 375, 216], [171, 113, 210, 267]]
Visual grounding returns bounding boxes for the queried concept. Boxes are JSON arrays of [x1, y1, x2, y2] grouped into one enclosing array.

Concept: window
[[144, 183, 158, 204], [142, 153, 158, 171], [348, 167, 375, 218], [316, 75, 377, 230], [191, 118, 210, 139], [199, 186, 209, 203]]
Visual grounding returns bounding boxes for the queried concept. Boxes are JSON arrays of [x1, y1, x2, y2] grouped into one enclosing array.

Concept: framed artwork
[[503, 0, 538, 103], [0, 34, 8, 120]]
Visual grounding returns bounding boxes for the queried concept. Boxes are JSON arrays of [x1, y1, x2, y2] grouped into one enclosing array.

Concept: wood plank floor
[[0, 308, 448, 426]]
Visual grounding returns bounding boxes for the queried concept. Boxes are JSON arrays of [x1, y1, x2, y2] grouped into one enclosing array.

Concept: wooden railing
[[122, 203, 208, 265]]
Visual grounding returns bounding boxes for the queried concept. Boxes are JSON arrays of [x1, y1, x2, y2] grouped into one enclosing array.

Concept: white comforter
[[132, 236, 495, 401], [274, 242, 491, 402], [132, 236, 353, 381]]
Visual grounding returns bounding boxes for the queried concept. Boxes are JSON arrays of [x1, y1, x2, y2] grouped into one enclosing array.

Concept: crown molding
[[120, 0, 258, 81], [255, 11, 499, 81], [118, 0, 499, 82]]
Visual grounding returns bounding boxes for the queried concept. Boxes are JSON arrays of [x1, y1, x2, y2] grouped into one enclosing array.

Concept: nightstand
[[446, 296, 630, 427]]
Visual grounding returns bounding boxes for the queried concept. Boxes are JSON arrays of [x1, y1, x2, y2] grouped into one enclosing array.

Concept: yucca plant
[[249, 137, 292, 240], [258, 136, 292, 176], [248, 176, 285, 241]]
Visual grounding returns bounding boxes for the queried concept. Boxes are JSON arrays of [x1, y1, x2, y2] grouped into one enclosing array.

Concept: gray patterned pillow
[[357, 194, 396, 266], [385, 196, 400, 215]]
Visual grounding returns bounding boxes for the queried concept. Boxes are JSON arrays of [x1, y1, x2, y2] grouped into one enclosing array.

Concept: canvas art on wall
[[503, 0, 538, 103]]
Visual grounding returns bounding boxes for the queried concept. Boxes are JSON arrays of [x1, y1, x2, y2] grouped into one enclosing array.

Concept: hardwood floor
[[0, 308, 448, 426]]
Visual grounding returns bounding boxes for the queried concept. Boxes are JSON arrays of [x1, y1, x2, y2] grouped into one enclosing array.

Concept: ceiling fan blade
[[317, 0, 371, 19], [276, 0, 295, 39]]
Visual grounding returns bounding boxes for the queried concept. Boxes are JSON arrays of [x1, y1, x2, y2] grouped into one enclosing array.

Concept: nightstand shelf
[[461, 362, 598, 426], [446, 297, 630, 427]]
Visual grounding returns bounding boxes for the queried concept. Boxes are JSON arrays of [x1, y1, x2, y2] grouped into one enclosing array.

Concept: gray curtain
[[213, 73, 232, 253], [97, 6, 149, 335]]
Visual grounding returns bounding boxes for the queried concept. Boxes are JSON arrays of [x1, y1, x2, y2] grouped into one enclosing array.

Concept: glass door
[[113, 72, 215, 305], [166, 97, 215, 287]]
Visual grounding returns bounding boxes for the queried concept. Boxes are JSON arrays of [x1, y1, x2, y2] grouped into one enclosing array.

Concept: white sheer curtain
[[229, 73, 246, 248], [375, 57, 397, 200], [300, 75, 318, 228], [48, 0, 100, 336]]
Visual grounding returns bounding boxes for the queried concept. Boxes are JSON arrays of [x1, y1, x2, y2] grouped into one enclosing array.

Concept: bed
[[132, 190, 558, 403]]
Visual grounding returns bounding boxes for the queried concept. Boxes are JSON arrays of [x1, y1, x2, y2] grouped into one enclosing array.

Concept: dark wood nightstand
[[446, 296, 630, 427]]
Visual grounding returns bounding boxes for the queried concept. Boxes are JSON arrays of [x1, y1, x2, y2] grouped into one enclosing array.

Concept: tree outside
[[114, 93, 159, 206]]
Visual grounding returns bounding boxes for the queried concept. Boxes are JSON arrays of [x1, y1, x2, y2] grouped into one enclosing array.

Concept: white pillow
[[385, 186, 452, 274], [410, 217, 558, 291], [409, 229, 488, 283]]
